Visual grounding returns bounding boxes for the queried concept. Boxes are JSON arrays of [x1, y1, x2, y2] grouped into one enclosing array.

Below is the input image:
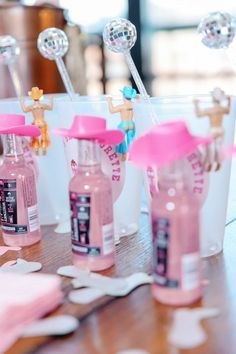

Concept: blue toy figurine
[[107, 86, 137, 161]]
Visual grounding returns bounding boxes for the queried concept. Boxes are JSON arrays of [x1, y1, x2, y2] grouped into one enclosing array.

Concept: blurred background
[[1, 0, 236, 98]]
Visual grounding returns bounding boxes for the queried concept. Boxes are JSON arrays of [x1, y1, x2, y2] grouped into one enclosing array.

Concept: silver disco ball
[[0, 35, 20, 64], [37, 27, 69, 60], [103, 18, 137, 53], [198, 12, 236, 49]]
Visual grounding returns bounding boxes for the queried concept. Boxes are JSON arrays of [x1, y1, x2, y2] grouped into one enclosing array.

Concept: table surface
[[3, 159, 236, 354]]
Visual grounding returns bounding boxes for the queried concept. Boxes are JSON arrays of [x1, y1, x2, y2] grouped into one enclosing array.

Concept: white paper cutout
[[57, 265, 90, 278], [106, 273, 153, 296], [72, 272, 128, 292], [69, 288, 105, 304], [168, 307, 220, 349], [0, 258, 42, 273], [69, 273, 153, 304], [22, 315, 79, 337], [0, 246, 21, 256]]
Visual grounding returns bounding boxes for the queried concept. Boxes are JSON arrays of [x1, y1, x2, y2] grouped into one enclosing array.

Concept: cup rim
[[1, 93, 235, 104]]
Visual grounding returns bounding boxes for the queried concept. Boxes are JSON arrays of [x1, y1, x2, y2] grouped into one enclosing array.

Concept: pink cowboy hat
[[53, 115, 124, 144], [129, 120, 213, 167], [0, 114, 40, 136]]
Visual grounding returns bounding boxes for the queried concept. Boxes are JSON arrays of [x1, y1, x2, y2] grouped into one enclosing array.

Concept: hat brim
[[53, 128, 124, 145], [0, 125, 40, 137], [128, 134, 212, 168]]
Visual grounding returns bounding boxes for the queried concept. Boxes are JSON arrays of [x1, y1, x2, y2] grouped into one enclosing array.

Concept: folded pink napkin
[[0, 272, 63, 353]]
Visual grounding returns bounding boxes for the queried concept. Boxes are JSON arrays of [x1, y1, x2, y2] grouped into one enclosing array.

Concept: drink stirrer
[[103, 18, 158, 124], [37, 27, 77, 100], [0, 35, 23, 98]]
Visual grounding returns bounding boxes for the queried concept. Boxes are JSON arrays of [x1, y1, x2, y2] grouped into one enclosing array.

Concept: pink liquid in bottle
[[69, 139, 115, 271], [151, 158, 201, 305], [0, 134, 41, 246]]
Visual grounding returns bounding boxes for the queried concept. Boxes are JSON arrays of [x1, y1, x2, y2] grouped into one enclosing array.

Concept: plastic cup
[[134, 95, 236, 257], [0, 95, 69, 226], [55, 95, 143, 242]]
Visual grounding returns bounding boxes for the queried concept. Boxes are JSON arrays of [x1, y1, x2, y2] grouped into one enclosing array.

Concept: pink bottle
[[151, 158, 201, 305], [69, 139, 115, 271], [128, 120, 213, 305], [0, 134, 41, 246]]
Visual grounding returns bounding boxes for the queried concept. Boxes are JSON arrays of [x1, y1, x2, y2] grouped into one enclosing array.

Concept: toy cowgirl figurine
[[193, 87, 231, 172], [107, 86, 137, 161], [20, 87, 53, 156]]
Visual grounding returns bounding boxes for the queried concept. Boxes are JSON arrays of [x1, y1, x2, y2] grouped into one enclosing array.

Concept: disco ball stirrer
[[103, 17, 137, 53], [103, 19, 150, 100], [198, 12, 236, 49], [0, 35, 20, 63], [103, 18, 158, 123], [0, 35, 23, 97], [37, 27, 76, 99]]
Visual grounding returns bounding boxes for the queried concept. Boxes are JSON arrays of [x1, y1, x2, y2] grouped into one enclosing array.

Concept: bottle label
[[153, 217, 200, 290], [181, 253, 200, 290], [153, 217, 178, 288], [0, 179, 27, 234], [70, 192, 101, 256], [102, 223, 114, 255], [22, 175, 39, 232], [27, 204, 39, 232]]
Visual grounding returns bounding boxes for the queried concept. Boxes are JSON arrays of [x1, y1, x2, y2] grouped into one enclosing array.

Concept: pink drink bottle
[[0, 134, 41, 246], [151, 158, 201, 305], [69, 139, 115, 271]]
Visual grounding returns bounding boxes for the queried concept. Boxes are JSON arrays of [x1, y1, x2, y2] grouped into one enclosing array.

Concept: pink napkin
[[0, 272, 63, 353]]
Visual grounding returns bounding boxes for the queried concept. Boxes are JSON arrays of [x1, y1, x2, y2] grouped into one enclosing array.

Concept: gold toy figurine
[[20, 87, 53, 155], [193, 87, 231, 172], [107, 86, 138, 161]]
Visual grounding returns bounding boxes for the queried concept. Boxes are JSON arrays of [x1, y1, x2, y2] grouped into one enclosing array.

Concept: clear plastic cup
[[134, 95, 236, 257], [55, 95, 143, 242], [0, 95, 69, 226]]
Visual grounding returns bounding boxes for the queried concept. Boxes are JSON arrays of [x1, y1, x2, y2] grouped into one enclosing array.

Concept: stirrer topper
[[103, 18, 137, 53], [20, 87, 53, 156], [107, 85, 137, 161], [37, 27, 76, 99], [37, 27, 69, 60], [103, 18, 157, 124], [198, 12, 236, 49], [0, 35, 20, 63], [0, 35, 23, 97], [193, 87, 231, 172]]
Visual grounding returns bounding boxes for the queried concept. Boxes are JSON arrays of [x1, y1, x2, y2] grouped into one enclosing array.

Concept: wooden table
[[3, 160, 236, 354]]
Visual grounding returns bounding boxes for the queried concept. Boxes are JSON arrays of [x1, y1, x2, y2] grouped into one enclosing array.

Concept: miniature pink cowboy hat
[[0, 114, 40, 136], [53, 115, 124, 144], [129, 120, 213, 167]]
